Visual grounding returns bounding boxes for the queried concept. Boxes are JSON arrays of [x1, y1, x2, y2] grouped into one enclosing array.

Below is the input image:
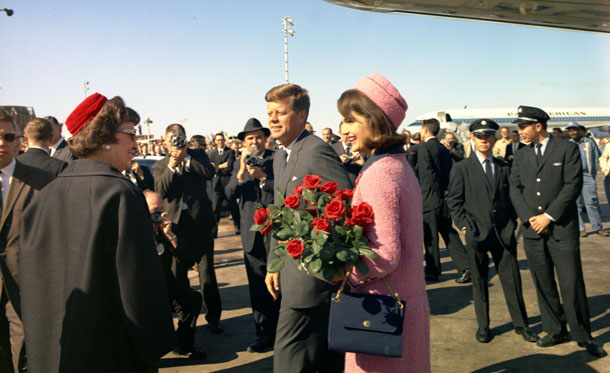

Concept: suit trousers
[[273, 303, 344, 373], [423, 204, 469, 275], [171, 263, 203, 352], [212, 178, 241, 229], [469, 234, 528, 329], [244, 234, 279, 339], [604, 176, 610, 210], [0, 290, 24, 373], [523, 236, 592, 342], [576, 173, 603, 232]]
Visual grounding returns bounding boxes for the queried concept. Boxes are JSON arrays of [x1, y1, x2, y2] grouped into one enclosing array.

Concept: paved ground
[[160, 178, 610, 373]]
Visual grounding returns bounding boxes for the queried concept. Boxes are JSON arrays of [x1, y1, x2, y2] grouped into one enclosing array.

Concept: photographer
[[143, 190, 206, 359], [225, 118, 278, 353]]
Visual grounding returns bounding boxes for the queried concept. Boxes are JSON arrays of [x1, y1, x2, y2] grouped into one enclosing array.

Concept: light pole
[[83, 81, 89, 97], [1, 8, 13, 16], [143, 117, 152, 143], [282, 17, 295, 83]]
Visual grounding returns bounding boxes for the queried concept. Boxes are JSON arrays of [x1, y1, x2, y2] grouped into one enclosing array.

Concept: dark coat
[[509, 136, 583, 240], [225, 149, 275, 253], [52, 138, 77, 162], [17, 147, 67, 177], [447, 154, 517, 250], [0, 161, 54, 316], [414, 138, 453, 212], [448, 142, 465, 163], [268, 131, 353, 309], [153, 148, 216, 260], [504, 142, 526, 164], [125, 166, 154, 191], [19, 159, 176, 373], [208, 147, 236, 193], [331, 141, 362, 184]]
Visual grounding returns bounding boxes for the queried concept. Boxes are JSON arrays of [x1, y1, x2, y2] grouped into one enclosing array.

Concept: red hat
[[65, 93, 108, 136]]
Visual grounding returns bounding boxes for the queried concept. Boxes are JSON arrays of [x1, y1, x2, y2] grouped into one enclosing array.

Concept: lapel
[[492, 158, 502, 196], [537, 136, 554, 172], [1, 162, 27, 228], [468, 154, 493, 198], [279, 131, 309, 196]]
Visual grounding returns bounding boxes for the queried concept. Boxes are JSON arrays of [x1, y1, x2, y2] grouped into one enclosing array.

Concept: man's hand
[[130, 160, 144, 179], [265, 272, 280, 300], [339, 154, 351, 164], [247, 165, 267, 181], [236, 149, 248, 182], [168, 147, 187, 169], [529, 214, 551, 234], [218, 161, 229, 169], [352, 153, 365, 166]]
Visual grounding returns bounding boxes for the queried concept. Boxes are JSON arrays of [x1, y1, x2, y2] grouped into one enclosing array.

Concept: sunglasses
[[0, 133, 17, 142], [116, 128, 137, 140]]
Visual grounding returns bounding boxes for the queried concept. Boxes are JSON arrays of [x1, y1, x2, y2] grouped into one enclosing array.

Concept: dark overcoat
[[415, 137, 453, 212], [17, 147, 67, 177], [19, 159, 176, 373]]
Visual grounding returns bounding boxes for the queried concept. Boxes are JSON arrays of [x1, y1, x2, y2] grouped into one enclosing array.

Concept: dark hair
[[165, 123, 186, 137], [69, 96, 131, 158], [265, 83, 310, 115], [190, 135, 206, 146], [43, 116, 60, 127], [422, 118, 440, 136], [337, 89, 406, 152], [511, 130, 519, 135], [25, 118, 53, 141], [125, 107, 140, 125], [0, 111, 17, 131], [552, 127, 562, 132], [214, 133, 225, 140]]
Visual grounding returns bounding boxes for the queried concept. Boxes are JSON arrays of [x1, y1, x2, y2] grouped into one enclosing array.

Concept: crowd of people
[[0, 74, 609, 372]]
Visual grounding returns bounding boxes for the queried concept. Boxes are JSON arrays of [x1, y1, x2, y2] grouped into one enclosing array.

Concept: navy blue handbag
[[328, 273, 405, 357]]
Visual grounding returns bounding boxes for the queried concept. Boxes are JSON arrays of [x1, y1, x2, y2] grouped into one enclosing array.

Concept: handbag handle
[[332, 265, 404, 309]]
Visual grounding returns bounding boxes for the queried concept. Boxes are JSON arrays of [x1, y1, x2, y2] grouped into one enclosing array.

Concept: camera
[[150, 209, 163, 223], [170, 135, 187, 149], [244, 145, 264, 167]]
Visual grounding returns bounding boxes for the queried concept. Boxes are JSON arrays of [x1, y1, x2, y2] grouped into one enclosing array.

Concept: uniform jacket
[[153, 148, 216, 261], [447, 154, 517, 250], [225, 149, 275, 253], [17, 147, 68, 177], [19, 159, 176, 373], [0, 161, 53, 316], [571, 136, 600, 176], [268, 131, 353, 308], [509, 136, 583, 240], [414, 137, 453, 212], [208, 147, 236, 192]]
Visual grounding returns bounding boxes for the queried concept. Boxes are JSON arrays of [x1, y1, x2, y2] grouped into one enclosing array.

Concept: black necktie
[[535, 143, 543, 166], [484, 159, 493, 186], [345, 145, 352, 156]]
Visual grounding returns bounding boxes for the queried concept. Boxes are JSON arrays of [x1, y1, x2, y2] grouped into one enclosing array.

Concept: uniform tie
[[535, 143, 543, 167], [484, 159, 493, 186]]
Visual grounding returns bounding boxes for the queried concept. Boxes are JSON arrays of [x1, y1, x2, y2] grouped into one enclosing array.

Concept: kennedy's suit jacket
[[17, 147, 67, 177], [415, 137, 453, 212], [509, 136, 583, 240], [52, 138, 77, 162], [153, 148, 216, 259], [268, 131, 353, 309], [208, 147, 236, 193], [504, 142, 526, 164], [1, 161, 54, 315], [225, 149, 275, 253], [447, 154, 517, 250]]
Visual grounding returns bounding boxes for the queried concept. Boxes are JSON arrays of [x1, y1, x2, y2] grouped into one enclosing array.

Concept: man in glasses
[[0, 111, 54, 372], [509, 106, 606, 358]]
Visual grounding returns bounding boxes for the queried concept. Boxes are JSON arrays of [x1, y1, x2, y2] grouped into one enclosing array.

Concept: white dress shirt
[[0, 158, 17, 204]]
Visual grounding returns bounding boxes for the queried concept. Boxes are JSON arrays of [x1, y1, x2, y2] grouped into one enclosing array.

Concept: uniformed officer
[[509, 106, 607, 357], [447, 119, 537, 344]]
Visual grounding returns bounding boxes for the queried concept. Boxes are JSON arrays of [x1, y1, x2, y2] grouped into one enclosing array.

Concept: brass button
[[536, 192, 541, 196], [538, 206, 543, 210], [536, 178, 541, 182], [363, 320, 371, 327]]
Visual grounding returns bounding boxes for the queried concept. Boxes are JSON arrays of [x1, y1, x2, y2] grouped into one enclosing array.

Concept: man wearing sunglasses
[[509, 106, 606, 358], [0, 111, 54, 372]]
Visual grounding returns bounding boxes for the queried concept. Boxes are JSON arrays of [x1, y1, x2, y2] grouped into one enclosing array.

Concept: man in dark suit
[[18, 118, 67, 177], [226, 118, 279, 353], [448, 119, 538, 344], [153, 124, 224, 335], [208, 133, 240, 235], [46, 115, 77, 162], [443, 132, 465, 163], [416, 118, 470, 283], [504, 130, 526, 165], [123, 159, 154, 191], [0, 112, 54, 372], [331, 121, 365, 184], [264, 83, 351, 372], [509, 106, 606, 357]]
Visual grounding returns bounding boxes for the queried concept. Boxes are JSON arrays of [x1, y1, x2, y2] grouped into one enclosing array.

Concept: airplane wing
[[323, 0, 610, 34]]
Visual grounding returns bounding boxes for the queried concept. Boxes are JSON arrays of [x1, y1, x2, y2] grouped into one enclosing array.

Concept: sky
[[1, 0, 609, 139]]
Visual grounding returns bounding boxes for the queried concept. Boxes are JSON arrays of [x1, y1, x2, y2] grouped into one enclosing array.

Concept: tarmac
[[159, 177, 610, 373]]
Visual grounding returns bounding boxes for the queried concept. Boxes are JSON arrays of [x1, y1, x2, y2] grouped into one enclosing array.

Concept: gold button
[[536, 192, 541, 196], [536, 178, 541, 182], [363, 320, 371, 327], [538, 206, 543, 210]]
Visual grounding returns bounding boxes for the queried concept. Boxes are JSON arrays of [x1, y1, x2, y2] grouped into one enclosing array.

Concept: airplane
[[403, 107, 610, 142], [323, 0, 610, 34]]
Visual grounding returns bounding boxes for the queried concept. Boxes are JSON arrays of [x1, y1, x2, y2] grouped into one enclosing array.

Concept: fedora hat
[[238, 118, 270, 141]]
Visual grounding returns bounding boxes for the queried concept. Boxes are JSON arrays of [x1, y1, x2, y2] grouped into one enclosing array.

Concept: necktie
[[278, 148, 288, 180], [535, 143, 543, 166], [219, 149, 223, 155], [345, 145, 352, 156], [484, 159, 493, 186]]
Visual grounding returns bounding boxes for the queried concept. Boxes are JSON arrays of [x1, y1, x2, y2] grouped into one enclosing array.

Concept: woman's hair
[[69, 96, 134, 158], [337, 89, 406, 151]]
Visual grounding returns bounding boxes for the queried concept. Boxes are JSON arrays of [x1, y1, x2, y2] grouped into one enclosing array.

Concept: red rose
[[324, 198, 346, 221], [345, 217, 355, 226], [351, 202, 374, 226], [260, 221, 272, 234], [284, 194, 300, 209], [286, 239, 304, 259], [305, 207, 318, 217], [320, 181, 340, 194], [311, 217, 330, 232], [293, 184, 304, 195], [302, 175, 322, 190], [253, 207, 269, 225], [335, 189, 354, 201]]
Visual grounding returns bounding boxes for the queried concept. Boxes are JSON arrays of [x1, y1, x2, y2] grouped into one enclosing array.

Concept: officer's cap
[[470, 119, 499, 136], [512, 106, 550, 124]]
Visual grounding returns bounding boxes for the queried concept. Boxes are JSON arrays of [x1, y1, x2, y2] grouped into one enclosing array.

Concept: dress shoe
[[425, 274, 439, 282], [208, 321, 223, 334], [173, 347, 207, 360], [580, 231, 588, 237], [514, 327, 539, 342], [476, 327, 491, 343], [536, 333, 569, 347], [595, 229, 609, 237], [455, 269, 472, 284], [577, 340, 608, 357], [247, 336, 274, 353], [235, 227, 241, 235]]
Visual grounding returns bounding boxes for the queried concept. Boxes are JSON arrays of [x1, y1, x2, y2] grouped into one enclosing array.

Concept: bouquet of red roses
[[251, 174, 378, 281]]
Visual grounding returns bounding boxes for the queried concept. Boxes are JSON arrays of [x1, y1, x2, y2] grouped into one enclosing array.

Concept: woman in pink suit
[[337, 73, 430, 372]]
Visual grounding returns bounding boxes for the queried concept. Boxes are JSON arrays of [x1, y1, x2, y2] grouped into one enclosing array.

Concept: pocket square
[[292, 176, 298, 181], [552, 162, 562, 166]]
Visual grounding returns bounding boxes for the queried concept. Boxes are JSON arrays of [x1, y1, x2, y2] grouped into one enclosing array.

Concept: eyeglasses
[[116, 128, 137, 140], [0, 133, 17, 142]]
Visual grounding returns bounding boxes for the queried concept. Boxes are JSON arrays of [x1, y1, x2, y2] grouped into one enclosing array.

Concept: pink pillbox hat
[[354, 73, 407, 129]]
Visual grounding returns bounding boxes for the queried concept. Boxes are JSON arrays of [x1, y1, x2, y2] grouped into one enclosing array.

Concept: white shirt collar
[[425, 136, 437, 142], [28, 145, 50, 155], [0, 158, 17, 178], [475, 151, 493, 165], [284, 129, 308, 159], [537, 135, 551, 155]]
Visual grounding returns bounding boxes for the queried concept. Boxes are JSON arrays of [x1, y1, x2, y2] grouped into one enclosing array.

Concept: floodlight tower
[[282, 17, 295, 83]]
